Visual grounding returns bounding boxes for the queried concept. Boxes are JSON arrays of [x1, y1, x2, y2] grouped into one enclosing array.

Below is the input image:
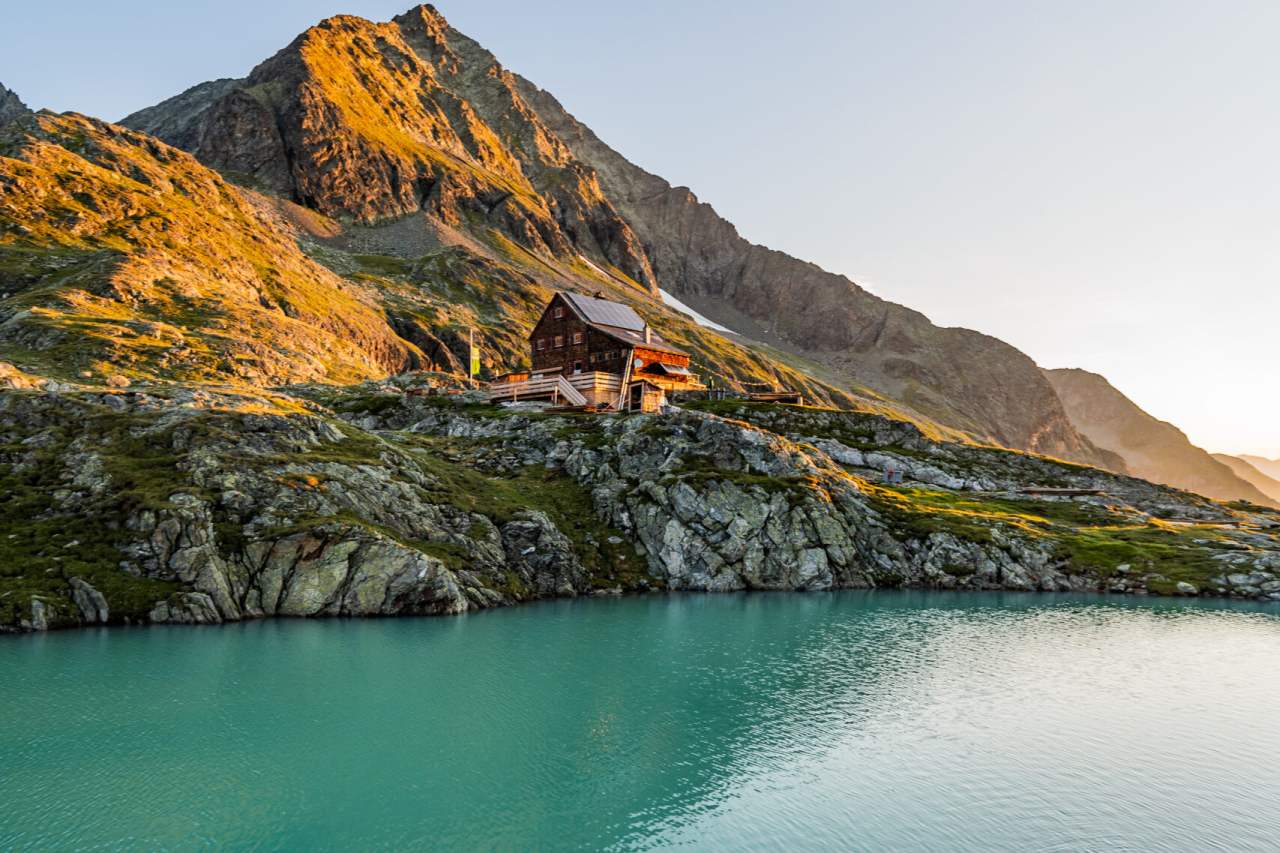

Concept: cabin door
[[629, 383, 643, 411]]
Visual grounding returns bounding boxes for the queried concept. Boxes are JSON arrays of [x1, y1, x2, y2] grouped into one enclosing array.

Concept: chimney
[[644, 325, 652, 344]]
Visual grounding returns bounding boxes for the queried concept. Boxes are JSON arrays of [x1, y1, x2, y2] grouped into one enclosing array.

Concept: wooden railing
[[488, 374, 587, 406]]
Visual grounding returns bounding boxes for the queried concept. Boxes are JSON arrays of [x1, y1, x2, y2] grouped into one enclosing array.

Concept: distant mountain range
[[0, 4, 1271, 506], [1044, 369, 1275, 507], [1215, 455, 1280, 503], [1238, 455, 1280, 483]]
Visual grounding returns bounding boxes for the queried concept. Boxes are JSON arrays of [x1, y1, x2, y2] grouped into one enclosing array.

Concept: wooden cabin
[[490, 291, 705, 410]]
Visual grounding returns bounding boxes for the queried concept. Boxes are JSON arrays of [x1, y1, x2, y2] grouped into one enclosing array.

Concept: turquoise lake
[[3, 591, 1279, 851]]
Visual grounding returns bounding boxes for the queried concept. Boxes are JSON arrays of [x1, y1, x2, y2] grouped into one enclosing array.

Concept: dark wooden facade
[[523, 291, 705, 411], [530, 294, 631, 376]]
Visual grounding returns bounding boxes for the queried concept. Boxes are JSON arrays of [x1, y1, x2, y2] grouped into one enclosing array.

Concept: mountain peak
[[117, 8, 1121, 465], [394, 3, 450, 28], [0, 82, 32, 126]]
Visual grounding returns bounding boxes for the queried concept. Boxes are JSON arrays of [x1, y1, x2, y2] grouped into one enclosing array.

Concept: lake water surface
[[3, 591, 1279, 851]]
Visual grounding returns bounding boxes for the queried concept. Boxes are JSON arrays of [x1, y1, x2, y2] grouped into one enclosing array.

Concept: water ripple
[[1, 592, 1277, 851]]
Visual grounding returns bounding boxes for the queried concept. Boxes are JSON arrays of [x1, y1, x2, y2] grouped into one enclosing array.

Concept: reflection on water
[[2, 592, 1278, 851]]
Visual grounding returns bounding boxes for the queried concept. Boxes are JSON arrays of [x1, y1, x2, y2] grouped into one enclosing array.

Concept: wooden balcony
[[488, 371, 623, 407]]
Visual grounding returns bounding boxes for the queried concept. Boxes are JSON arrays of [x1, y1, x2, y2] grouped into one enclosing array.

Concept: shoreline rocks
[[2, 390, 1277, 634]]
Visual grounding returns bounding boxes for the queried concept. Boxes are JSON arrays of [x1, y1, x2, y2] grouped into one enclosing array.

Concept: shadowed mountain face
[[1045, 368, 1276, 507], [1214, 455, 1280, 503], [121, 4, 1112, 467], [511, 76, 1104, 464]]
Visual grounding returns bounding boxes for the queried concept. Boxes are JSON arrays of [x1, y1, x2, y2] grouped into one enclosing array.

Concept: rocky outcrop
[[0, 388, 606, 632], [499, 510, 587, 596], [149, 592, 220, 624], [2, 386, 1277, 634], [68, 578, 109, 623], [1045, 368, 1276, 507], [379, 395, 1276, 597], [0, 83, 31, 127]]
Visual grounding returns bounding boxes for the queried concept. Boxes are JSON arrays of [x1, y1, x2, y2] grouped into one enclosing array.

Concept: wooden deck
[[488, 373, 588, 406], [487, 371, 623, 407]]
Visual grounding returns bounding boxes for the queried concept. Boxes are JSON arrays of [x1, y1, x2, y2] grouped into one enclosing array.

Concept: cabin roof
[[548, 291, 689, 357], [561, 291, 646, 332]]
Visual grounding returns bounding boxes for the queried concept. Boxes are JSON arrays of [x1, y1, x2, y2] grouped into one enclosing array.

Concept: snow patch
[[578, 254, 610, 278], [576, 253, 737, 335], [659, 289, 737, 335]]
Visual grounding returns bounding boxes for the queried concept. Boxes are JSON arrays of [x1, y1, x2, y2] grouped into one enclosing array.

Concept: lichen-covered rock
[[28, 598, 49, 631], [1, 389, 1277, 634], [68, 578, 109, 624], [150, 593, 221, 624], [500, 511, 586, 597]]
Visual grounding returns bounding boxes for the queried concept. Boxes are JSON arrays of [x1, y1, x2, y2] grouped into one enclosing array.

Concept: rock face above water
[[4, 385, 1276, 634]]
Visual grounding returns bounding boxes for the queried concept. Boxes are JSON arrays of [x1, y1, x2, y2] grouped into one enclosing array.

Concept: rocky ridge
[[514, 78, 1108, 465], [4, 383, 1276, 633], [0, 84, 30, 126], [2, 81, 867, 410], [0, 109, 423, 385]]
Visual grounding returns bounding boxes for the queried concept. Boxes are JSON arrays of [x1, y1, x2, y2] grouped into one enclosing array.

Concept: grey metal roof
[[561, 291, 646, 332]]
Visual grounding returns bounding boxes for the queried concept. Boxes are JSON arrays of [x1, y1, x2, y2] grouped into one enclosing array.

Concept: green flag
[[469, 331, 480, 377]]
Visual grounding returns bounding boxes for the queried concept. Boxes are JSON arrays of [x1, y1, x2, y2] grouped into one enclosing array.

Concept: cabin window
[[554, 335, 564, 348], [589, 353, 597, 364], [573, 361, 583, 374], [572, 332, 584, 345], [536, 338, 545, 351], [553, 307, 564, 319]]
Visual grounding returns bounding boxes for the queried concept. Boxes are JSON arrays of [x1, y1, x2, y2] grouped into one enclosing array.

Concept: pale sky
[[5, 1, 1278, 457]]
